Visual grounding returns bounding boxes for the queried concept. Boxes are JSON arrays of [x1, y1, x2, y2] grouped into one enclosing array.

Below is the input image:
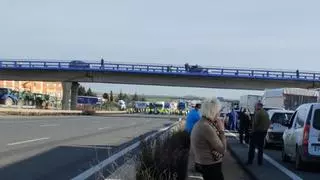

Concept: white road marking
[[7, 137, 50, 146], [225, 130, 303, 180], [40, 124, 60, 127], [98, 126, 110, 130], [188, 175, 203, 179]]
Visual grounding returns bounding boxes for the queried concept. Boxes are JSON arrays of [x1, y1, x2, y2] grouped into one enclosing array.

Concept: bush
[[103, 101, 119, 111], [136, 130, 190, 180], [81, 109, 96, 115]]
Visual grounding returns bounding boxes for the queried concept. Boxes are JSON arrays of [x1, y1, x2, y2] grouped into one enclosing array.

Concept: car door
[[308, 104, 320, 156], [283, 111, 297, 156], [291, 105, 308, 158]]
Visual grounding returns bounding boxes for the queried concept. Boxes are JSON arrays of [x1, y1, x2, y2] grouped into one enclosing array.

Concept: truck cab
[[0, 88, 18, 105]]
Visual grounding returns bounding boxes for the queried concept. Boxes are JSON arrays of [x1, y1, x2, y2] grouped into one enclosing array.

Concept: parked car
[[68, 60, 90, 69], [265, 109, 294, 147], [282, 103, 320, 170]]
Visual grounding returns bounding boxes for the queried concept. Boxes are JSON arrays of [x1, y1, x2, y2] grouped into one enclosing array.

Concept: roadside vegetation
[[136, 129, 189, 180]]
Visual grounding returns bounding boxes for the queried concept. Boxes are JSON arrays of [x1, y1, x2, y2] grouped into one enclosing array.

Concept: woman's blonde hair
[[200, 98, 221, 120]]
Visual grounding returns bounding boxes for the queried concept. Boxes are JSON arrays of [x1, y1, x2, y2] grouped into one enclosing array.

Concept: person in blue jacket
[[185, 103, 202, 134], [228, 108, 238, 130]]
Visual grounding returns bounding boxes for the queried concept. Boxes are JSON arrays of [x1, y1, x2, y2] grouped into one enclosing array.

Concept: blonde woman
[[190, 98, 227, 180]]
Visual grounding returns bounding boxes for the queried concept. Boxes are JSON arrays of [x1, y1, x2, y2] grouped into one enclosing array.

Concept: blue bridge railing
[[0, 59, 319, 82]]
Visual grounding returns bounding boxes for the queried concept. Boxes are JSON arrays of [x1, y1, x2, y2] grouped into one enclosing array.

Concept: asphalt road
[[264, 145, 320, 180], [227, 131, 320, 180], [0, 115, 175, 180]]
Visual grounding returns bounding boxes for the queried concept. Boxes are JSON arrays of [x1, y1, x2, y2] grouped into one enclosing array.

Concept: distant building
[[0, 80, 63, 100]]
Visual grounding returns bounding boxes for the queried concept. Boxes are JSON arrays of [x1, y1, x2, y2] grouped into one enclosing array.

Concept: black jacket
[[239, 112, 250, 130]]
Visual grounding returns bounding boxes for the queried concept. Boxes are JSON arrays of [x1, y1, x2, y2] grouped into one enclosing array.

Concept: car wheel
[[5, 98, 13, 106], [295, 148, 305, 170], [281, 146, 290, 162], [17, 99, 24, 106]]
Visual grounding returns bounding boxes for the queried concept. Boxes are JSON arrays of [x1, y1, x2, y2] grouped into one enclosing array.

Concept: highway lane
[[228, 131, 320, 180], [264, 146, 320, 180], [0, 115, 176, 180]]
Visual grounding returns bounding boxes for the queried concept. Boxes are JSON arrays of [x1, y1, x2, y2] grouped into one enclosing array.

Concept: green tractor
[[34, 93, 55, 109]]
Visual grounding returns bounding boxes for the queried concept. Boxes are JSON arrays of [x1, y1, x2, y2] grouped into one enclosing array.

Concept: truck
[[262, 88, 319, 111], [133, 101, 149, 113], [118, 100, 126, 111], [177, 101, 188, 115], [239, 95, 262, 113], [77, 96, 100, 114]]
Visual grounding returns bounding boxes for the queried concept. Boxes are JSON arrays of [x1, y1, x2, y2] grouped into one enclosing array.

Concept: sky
[[1, 0, 319, 99]]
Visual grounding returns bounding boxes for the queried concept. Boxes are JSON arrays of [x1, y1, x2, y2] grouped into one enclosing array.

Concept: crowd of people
[[184, 100, 270, 180]]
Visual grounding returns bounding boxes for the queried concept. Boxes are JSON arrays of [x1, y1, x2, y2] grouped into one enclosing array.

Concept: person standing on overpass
[[185, 103, 202, 134], [100, 58, 104, 69], [247, 102, 270, 166]]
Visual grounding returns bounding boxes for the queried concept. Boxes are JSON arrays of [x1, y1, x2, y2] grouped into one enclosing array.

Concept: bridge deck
[[1, 60, 320, 82]]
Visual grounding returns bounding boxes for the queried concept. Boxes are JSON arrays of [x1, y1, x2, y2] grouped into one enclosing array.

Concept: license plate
[[313, 145, 320, 152]]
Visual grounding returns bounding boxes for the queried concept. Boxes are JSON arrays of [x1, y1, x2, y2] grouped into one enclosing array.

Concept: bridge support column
[[70, 82, 79, 110], [62, 82, 71, 110]]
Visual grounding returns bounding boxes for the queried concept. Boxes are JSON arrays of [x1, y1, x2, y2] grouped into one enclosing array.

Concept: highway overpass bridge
[[1, 60, 320, 109]]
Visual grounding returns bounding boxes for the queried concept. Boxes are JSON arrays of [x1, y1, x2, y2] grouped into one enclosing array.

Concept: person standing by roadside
[[239, 108, 250, 144], [185, 103, 202, 134], [228, 109, 238, 131], [247, 102, 270, 165], [191, 98, 226, 180]]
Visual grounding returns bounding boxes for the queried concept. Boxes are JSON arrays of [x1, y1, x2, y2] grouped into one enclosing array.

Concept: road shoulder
[[188, 149, 252, 180], [226, 135, 294, 180]]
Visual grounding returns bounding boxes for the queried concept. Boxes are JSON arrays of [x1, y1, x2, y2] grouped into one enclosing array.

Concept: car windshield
[[313, 109, 320, 130], [271, 112, 293, 125]]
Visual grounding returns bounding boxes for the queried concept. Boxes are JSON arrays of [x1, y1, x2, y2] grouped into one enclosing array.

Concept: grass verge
[[136, 130, 190, 180]]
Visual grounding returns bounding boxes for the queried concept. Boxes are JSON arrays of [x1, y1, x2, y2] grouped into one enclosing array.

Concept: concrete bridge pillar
[[62, 82, 71, 110], [70, 82, 80, 110]]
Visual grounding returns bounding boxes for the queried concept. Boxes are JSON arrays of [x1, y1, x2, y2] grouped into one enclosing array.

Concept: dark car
[[189, 65, 208, 73], [68, 60, 90, 69]]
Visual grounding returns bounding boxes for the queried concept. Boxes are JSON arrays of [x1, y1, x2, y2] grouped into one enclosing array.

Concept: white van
[[265, 110, 294, 147], [282, 103, 320, 170]]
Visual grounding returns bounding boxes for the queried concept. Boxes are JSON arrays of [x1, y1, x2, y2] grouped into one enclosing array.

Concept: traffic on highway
[[0, 115, 178, 179], [2, 1, 320, 179]]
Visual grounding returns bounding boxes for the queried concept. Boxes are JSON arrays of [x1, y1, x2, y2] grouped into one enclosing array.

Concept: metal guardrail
[[1, 59, 320, 81], [70, 121, 180, 180]]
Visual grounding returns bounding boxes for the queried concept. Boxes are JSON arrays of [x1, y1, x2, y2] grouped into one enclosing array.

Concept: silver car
[[265, 109, 294, 147]]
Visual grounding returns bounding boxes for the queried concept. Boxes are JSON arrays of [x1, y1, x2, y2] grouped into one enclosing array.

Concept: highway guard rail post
[[71, 121, 181, 180]]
